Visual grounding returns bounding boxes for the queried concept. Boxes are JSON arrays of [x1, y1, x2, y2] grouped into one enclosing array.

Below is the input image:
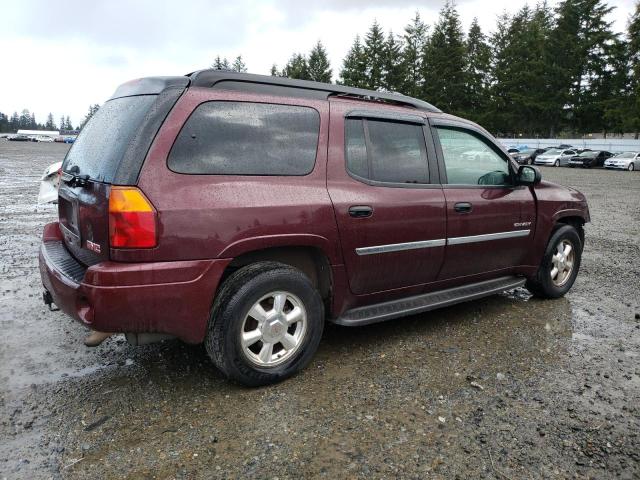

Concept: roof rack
[[187, 70, 441, 113]]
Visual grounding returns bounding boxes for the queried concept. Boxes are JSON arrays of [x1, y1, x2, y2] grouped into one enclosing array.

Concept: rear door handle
[[349, 205, 373, 218], [454, 202, 472, 213]]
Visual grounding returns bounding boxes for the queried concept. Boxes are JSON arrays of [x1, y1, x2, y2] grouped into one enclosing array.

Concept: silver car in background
[[604, 152, 639, 171], [534, 148, 577, 167]]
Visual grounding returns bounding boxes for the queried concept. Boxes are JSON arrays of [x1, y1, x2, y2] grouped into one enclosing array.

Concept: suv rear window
[[62, 95, 157, 183], [168, 102, 320, 175]]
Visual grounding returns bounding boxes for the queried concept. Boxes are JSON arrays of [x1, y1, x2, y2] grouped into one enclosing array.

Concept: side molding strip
[[447, 229, 530, 245], [355, 229, 530, 255], [356, 239, 446, 256]]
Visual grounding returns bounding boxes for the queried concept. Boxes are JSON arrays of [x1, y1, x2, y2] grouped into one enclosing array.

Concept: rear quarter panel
[[127, 88, 342, 265]]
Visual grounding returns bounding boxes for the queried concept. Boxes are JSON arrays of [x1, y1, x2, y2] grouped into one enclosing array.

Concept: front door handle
[[349, 205, 373, 218], [454, 202, 472, 213]]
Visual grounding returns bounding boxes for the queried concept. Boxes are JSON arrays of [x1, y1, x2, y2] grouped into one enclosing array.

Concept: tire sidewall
[[208, 264, 324, 386]]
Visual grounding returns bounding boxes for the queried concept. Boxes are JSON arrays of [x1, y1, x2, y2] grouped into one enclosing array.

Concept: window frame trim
[[429, 118, 519, 189], [166, 99, 321, 177], [343, 114, 439, 189]]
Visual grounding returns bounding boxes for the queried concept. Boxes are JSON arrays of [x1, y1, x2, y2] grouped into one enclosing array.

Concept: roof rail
[[187, 70, 441, 113]]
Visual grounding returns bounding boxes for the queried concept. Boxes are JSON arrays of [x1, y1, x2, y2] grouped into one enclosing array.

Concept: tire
[[554, 160, 560, 167], [526, 225, 582, 299], [629, 163, 634, 172], [527, 158, 533, 165], [205, 261, 324, 386]]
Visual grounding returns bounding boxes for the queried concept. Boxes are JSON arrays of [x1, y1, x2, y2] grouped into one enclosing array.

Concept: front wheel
[[629, 163, 635, 172], [554, 160, 560, 167], [205, 262, 324, 386], [526, 225, 582, 299]]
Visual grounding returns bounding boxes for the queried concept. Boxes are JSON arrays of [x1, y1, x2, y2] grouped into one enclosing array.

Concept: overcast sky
[[0, 0, 635, 127]]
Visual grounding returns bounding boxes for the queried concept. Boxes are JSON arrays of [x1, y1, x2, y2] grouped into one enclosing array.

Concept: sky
[[0, 0, 635, 128]]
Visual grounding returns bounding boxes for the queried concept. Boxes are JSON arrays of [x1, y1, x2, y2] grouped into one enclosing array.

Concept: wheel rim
[[629, 163, 634, 171], [550, 239, 575, 287], [554, 160, 559, 167], [240, 291, 307, 367]]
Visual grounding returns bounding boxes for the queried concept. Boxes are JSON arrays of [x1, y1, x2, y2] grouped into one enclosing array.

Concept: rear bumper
[[39, 222, 231, 343]]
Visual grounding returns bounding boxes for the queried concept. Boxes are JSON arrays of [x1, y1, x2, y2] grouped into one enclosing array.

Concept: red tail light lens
[[109, 186, 157, 248]]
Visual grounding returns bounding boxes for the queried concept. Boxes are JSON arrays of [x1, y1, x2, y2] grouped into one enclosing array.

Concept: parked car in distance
[[54, 136, 66, 143], [604, 151, 640, 171], [36, 136, 54, 143], [556, 144, 573, 149], [8, 134, 30, 141], [534, 148, 577, 167], [39, 71, 590, 386], [568, 150, 612, 168], [63, 136, 75, 144], [512, 148, 546, 165]]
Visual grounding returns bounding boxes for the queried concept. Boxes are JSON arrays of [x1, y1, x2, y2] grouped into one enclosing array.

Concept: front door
[[327, 100, 446, 295], [430, 121, 536, 280]]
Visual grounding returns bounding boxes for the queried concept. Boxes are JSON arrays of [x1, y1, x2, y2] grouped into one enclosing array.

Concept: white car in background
[[534, 148, 577, 167], [37, 161, 62, 204], [604, 152, 639, 171], [36, 136, 54, 143]]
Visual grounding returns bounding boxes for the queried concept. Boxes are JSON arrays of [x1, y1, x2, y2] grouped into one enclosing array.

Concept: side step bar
[[333, 276, 526, 327]]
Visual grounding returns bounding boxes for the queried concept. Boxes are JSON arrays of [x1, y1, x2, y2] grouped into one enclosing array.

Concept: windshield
[[62, 95, 156, 183], [614, 152, 636, 159], [578, 151, 598, 157]]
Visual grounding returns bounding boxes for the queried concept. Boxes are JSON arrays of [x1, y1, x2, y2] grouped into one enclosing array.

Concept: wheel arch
[[220, 245, 334, 306]]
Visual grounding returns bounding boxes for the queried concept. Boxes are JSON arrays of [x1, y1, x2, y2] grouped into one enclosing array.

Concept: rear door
[[327, 100, 446, 295], [430, 120, 536, 280]]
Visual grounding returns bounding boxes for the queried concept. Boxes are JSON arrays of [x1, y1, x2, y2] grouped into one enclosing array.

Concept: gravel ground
[[0, 141, 639, 479]]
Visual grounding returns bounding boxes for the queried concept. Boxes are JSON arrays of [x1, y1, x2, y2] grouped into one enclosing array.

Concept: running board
[[333, 276, 526, 327]]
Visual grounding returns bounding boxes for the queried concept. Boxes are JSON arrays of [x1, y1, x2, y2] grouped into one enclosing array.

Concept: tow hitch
[[42, 290, 59, 311]]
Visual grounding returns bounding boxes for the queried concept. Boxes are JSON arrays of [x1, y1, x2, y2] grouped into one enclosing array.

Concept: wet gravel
[[1, 141, 639, 479]]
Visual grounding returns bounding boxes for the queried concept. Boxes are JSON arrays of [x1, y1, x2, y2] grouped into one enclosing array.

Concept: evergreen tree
[[628, 1, 640, 137], [80, 105, 100, 129], [270, 64, 279, 76], [212, 55, 231, 70], [30, 113, 36, 129], [401, 12, 428, 98], [308, 41, 332, 83], [232, 55, 247, 73], [59, 115, 65, 131], [45, 113, 56, 130], [422, 1, 467, 114], [65, 116, 73, 131], [282, 53, 310, 80], [10, 112, 19, 131], [464, 18, 492, 124], [339, 35, 368, 88], [363, 21, 386, 90], [381, 31, 405, 92]]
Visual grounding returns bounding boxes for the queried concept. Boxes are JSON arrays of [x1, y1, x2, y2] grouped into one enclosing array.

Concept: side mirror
[[517, 165, 541, 186]]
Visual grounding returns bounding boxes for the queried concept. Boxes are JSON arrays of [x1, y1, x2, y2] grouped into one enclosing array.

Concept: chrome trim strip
[[355, 229, 530, 255], [356, 238, 446, 256], [447, 229, 530, 245]]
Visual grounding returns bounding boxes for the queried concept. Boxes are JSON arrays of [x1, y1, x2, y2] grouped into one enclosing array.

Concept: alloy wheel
[[550, 239, 575, 287], [240, 291, 307, 367]]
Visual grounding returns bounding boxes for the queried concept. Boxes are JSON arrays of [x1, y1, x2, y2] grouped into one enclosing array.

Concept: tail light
[[109, 186, 157, 248]]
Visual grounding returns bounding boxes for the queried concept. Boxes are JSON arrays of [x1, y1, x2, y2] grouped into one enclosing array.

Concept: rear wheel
[[205, 262, 324, 386], [629, 163, 635, 172], [526, 225, 582, 299]]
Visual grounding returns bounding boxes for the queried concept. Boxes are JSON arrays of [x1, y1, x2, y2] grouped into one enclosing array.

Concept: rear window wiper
[[62, 166, 91, 187]]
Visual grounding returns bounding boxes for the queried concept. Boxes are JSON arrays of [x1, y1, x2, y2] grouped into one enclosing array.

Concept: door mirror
[[517, 165, 541, 186]]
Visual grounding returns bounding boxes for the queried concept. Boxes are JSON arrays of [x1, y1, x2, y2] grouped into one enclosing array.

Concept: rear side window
[[345, 118, 429, 184], [63, 95, 157, 183], [168, 102, 320, 175]]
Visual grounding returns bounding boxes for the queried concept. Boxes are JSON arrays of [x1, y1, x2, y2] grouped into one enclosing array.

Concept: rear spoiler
[[109, 76, 190, 99]]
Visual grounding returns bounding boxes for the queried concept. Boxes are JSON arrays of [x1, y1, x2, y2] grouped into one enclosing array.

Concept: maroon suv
[[39, 71, 589, 386]]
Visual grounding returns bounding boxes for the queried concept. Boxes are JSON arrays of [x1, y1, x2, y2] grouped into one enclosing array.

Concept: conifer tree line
[[0, 109, 76, 133], [212, 0, 640, 138]]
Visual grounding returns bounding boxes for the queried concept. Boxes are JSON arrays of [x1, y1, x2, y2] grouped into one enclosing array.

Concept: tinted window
[[63, 95, 157, 183], [435, 127, 511, 186], [168, 102, 319, 175], [345, 118, 429, 184]]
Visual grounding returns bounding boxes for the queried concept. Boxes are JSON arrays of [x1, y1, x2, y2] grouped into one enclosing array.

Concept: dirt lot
[[1, 141, 639, 479]]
